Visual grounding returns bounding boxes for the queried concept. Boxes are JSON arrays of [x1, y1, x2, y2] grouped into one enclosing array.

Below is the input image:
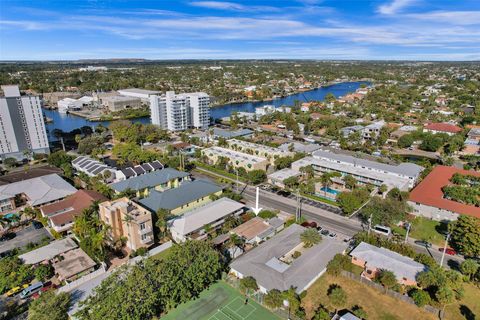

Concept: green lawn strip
[[162, 281, 279, 320], [193, 162, 248, 182], [409, 217, 447, 246], [149, 247, 172, 261], [301, 192, 339, 207]]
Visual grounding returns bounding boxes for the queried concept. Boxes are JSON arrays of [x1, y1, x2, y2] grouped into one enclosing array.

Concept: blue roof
[[139, 180, 222, 212], [109, 168, 188, 192]]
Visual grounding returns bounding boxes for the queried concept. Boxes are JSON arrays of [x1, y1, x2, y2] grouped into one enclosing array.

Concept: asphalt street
[[0, 225, 51, 255]]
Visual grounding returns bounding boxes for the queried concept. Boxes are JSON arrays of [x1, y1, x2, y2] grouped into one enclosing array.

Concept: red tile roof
[[424, 123, 462, 133], [409, 166, 480, 218], [40, 190, 107, 226]]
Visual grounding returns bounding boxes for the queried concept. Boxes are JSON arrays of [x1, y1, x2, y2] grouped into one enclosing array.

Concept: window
[[140, 222, 146, 230], [141, 233, 148, 240]]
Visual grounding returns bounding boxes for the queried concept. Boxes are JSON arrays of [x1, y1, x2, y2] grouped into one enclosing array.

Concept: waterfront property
[[0, 85, 50, 160], [0, 174, 77, 213], [139, 179, 223, 216], [109, 168, 189, 197], [408, 166, 480, 221], [99, 197, 154, 251], [40, 189, 107, 233], [102, 95, 142, 112], [169, 197, 245, 243], [230, 224, 346, 294], [350, 242, 427, 286], [201, 146, 270, 172], [291, 149, 423, 191], [117, 88, 160, 104]]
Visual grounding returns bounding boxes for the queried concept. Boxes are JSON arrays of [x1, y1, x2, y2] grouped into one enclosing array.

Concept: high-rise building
[[0, 85, 49, 160], [150, 91, 210, 131]]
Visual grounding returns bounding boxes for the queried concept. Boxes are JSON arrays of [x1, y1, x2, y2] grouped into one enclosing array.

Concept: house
[[0, 174, 77, 213], [267, 168, 302, 188], [340, 125, 364, 138], [19, 238, 78, 265], [350, 242, 426, 286], [362, 121, 385, 140], [255, 105, 276, 116], [109, 168, 189, 197], [72, 156, 116, 179], [53, 248, 96, 282], [230, 216, 284, 245], [139, 180, 223, 216], [169, 197, 245, 242], [40, 190, 107, 233], [99, 198, 154, 251], [423, 123, 462, 136], [230, 224, 346, 294], [408, 166, 480, 220], [113, 160, 164, 182]]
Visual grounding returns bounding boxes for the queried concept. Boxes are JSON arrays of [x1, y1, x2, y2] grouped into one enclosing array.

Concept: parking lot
[[0, 225, 52, 255]]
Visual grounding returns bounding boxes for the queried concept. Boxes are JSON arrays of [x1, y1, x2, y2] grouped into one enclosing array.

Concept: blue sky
[[0, 0, 479, 61]]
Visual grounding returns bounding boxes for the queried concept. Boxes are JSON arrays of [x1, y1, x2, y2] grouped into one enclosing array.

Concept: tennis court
[[162, 281, 279, 320]]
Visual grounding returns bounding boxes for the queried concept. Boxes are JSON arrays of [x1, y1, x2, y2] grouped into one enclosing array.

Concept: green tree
[[246, 170, 267, 185], [239, 276, 258, 294], [313, 305, 330, 320], [450, 215, 480, 257], [34, 264, 54, 282], [327, 285, 347, 313], [436, 286, 455, 314], [326, 254, 351, 276], [460, 259, 479, 281], [28, 291, 71, 320], [300, 228, 322, 248], [337, 188, 370, 215], [344, 175, 357, 190], [397, 134, 414, 148], [377, 269, 397, 291], [352, 305, 368, 319], [411, 289, 431, 307], [4, 157, 17, 168], [264, 289, 283, 309]]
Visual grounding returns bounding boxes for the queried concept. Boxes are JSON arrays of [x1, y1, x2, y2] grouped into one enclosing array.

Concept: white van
[[373, 225, 391, 237], [20, 282, 43, 299]]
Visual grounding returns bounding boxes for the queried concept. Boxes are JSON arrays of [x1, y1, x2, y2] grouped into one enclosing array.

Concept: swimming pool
[[319, 187, 340, 195], [4, 213, 20, 221]]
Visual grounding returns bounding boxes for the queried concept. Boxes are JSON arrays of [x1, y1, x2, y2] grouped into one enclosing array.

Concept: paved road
[[0, 225, 51, 255]]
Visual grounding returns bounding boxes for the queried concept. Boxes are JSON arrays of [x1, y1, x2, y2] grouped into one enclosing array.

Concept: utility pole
[[440, 233, 451, 267], [367, 213, 373, 235], [235, 169, 239, 193], [295, 189, 301, 222], [404, 222, 411, 244]]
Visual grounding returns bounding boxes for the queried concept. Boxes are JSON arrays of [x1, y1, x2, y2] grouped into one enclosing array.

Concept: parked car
[[277, 190, 291, 197], [328, 232, 337, 239], [301, 221, 318, 229], [414, 240, 432, 248], [439, 248, 457, 256], [316, 226, 323, 232], [5, 284, 29, 297], [31, 282, 56, 299], [0, 232, 16, 242], [320, 229, 330, 236]]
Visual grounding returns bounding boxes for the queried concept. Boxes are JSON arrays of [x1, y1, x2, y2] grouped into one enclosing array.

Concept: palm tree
[[122, 214, 135, 249], [300, 229, 322, 248]]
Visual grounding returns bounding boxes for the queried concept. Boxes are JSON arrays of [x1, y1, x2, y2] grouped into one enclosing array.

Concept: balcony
[[141, 235, 153, 244]]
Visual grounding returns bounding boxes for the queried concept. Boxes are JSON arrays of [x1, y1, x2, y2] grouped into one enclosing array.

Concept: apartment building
[[99, 198, 154, 251], [150, 91, 210, 131], [226, 139, 294, 165], [291, 149, 423, 191], [0, 85, 49, 160], [201, 146, 270, 171]]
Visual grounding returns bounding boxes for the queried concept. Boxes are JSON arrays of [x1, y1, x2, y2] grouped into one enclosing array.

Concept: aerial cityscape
[[0, 1, 479, 320]]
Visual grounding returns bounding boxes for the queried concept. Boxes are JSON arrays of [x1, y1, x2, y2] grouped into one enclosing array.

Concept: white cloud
[[188, 1, 279, 12], [408, 11, 480, 25], [378, 0, 417, 15]]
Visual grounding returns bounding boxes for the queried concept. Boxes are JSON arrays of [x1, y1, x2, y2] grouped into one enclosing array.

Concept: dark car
[[439, 248, 457, 256], [32, 221, 43, 229], [277, 190, 291, 197], [301, 221, 318, 229], [0, 232, 16, 242], [0, 250, 14, 258], [414, 240, 432, 248], [320, 229, 330, 236]]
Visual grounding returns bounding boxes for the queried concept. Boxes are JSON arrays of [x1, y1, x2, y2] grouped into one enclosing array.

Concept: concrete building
[[230, 224, 346, 294], [291, 149, 423, 191], [201, 146, 270, 172], [268, 168, 301, 188], [117, 88, 160, 104], [150, 91, 210, 131], [227, 139, 294, 165], [102, 95, 142, 112], [408, 166, 480, 221], [350, 242, 427, 286], [0, 174, 77, 213], [169, 197, 245, 243], [99, 198, 154, 251], [0, 85, 49, 160]]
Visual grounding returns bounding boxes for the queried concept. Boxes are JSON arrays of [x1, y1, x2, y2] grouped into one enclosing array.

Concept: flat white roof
[[19, 238, 78, 265]]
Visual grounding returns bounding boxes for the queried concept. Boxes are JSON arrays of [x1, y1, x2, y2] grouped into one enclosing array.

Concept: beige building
[[99, 198, 154, 251], [227, 139, 294, 165], [201, 146, 270, 172], [102, 95, 142, 112]]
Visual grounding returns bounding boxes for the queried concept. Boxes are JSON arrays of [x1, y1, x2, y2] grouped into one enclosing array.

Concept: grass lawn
[[302, 274, 436, 320], [162, 281, 279, 320], [393, 217, 447, 246], [194, 162, 248, 183], [445, 282, 480, 320], [149, 247, 172, 261]]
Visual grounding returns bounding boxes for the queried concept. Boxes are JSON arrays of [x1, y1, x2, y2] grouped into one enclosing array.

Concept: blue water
[[43, 81, 369, 141], [319, 187, 340, 195], [4, 213, 19, 220]]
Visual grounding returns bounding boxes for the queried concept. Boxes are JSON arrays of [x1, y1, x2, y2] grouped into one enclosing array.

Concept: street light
[[440, 232, 451, 267]]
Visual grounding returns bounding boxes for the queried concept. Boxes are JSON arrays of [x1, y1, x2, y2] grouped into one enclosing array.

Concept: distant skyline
[[0, 0, 479, 61]]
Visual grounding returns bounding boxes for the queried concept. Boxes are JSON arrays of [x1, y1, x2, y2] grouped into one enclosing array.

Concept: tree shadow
[[447, 259, 460, 271], [459, 304, 476, 320]]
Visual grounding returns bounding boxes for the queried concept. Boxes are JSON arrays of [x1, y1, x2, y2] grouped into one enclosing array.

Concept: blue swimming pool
[[4, 213, 19, 221], [319, 187, 340, 195]]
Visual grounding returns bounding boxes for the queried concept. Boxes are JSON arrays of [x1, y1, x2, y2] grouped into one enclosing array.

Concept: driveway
[[0, 225, 52, 255]]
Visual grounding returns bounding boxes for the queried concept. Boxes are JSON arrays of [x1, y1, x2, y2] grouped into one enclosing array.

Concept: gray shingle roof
[[0, 174, 77, 206], [109, 168, 188, 192], [139, 180, 222, 212], [230, 224, 346, 293], [350, 242, 427, 281]]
